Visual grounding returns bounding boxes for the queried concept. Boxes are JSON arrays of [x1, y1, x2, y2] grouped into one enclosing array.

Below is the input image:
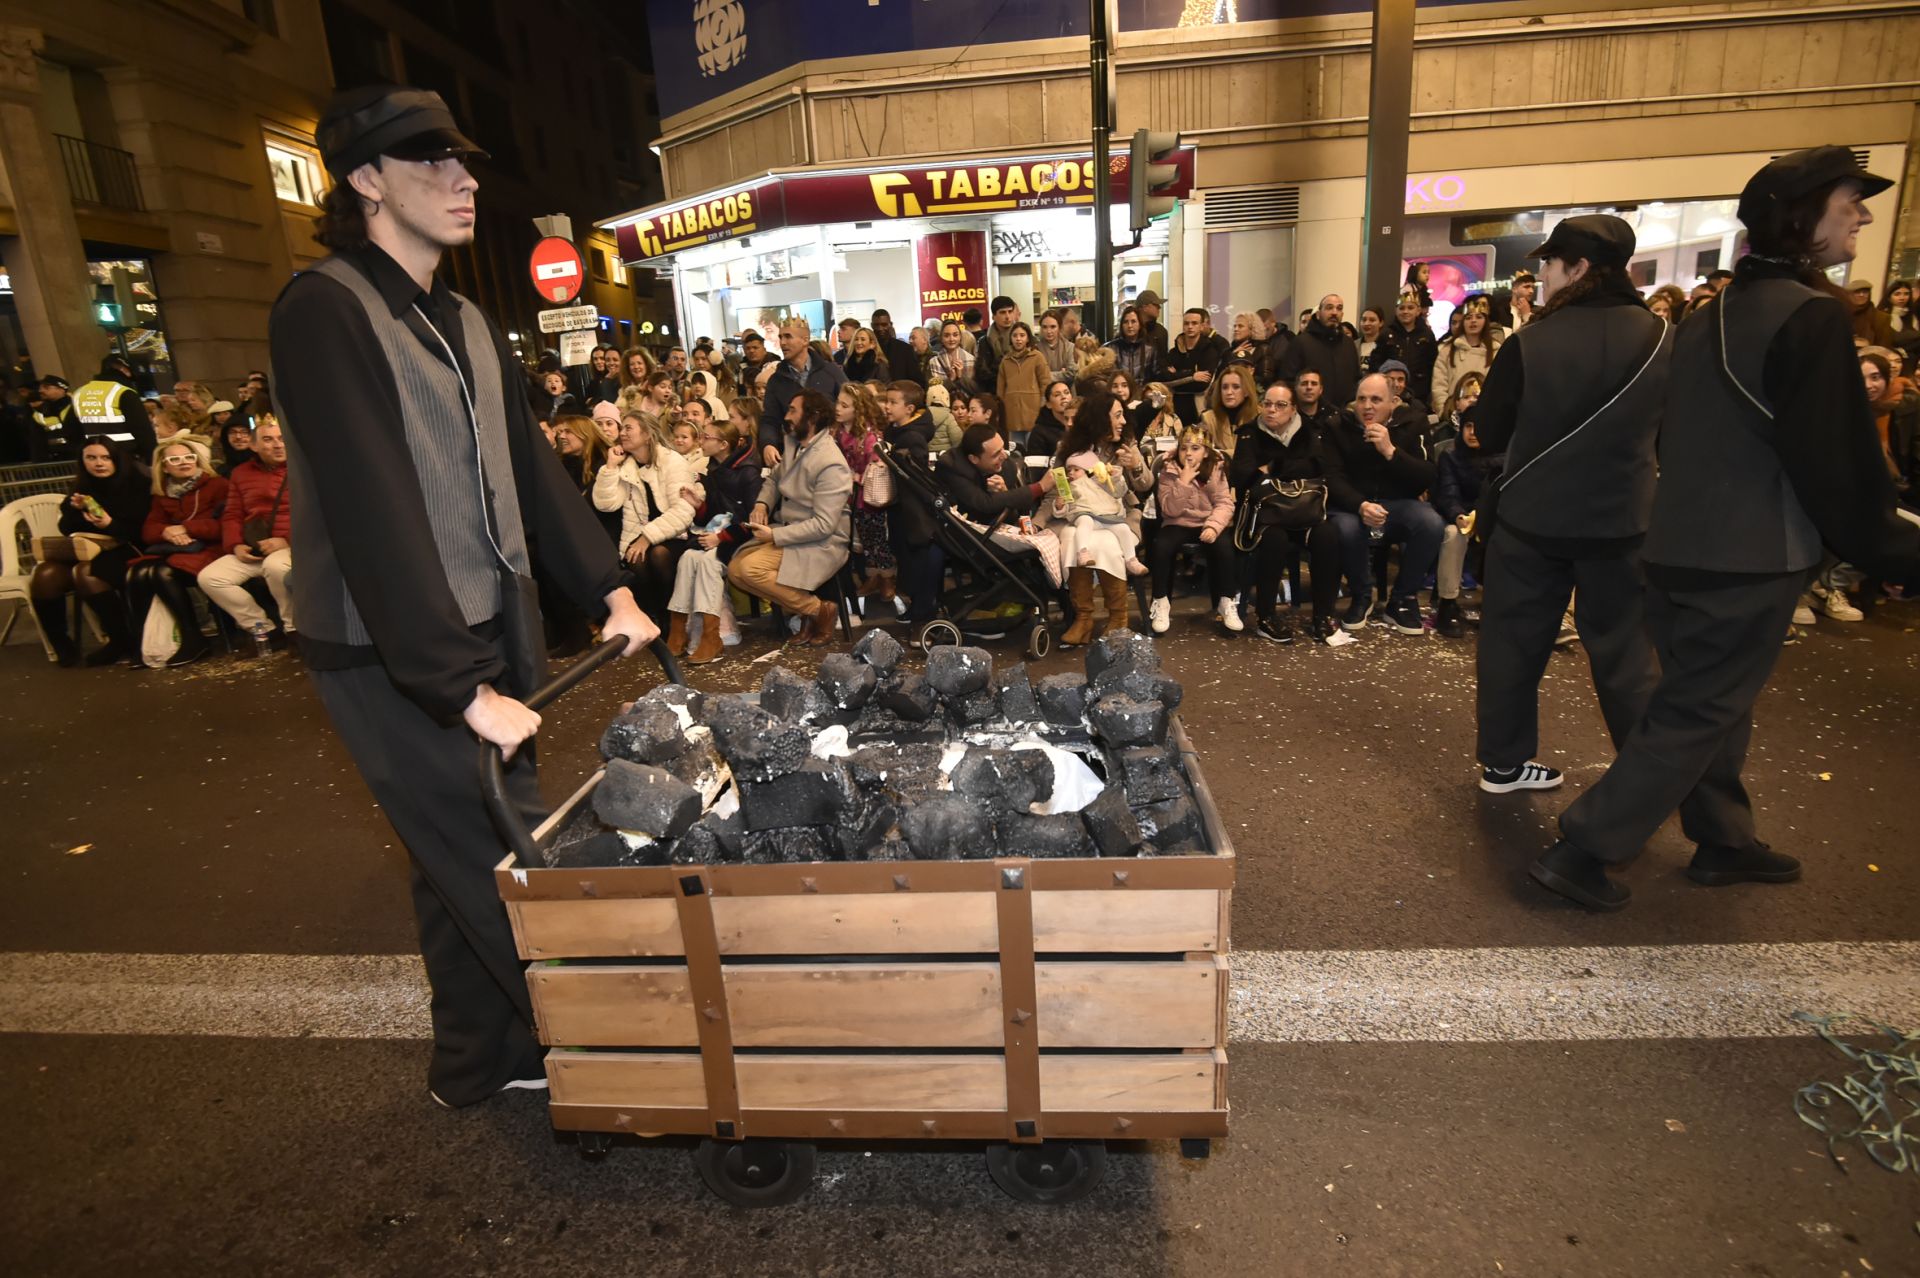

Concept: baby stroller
[[877, 440, 1063, 658]]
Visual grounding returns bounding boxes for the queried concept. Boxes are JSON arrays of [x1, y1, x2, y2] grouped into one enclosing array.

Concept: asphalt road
[[4, 594, 1917, 1276]]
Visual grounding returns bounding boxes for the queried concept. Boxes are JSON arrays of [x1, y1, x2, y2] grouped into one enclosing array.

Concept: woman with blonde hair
[[550, 414, 608, 492], [842, 326, 891, 384], [593, 410, 698, 620], [1197, 363, 1257, 456], [127, 436, 227, 667], [618, 346, 655, 392]]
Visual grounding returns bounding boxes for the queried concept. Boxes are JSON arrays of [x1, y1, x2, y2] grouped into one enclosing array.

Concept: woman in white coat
[[593, 411, 699, 620]]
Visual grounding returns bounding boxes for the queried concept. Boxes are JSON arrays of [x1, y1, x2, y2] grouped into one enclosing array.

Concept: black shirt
[[270, 243, 623, 721]]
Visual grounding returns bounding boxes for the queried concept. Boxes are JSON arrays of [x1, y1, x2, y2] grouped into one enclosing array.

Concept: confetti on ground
[[64, 843, 91, 856]]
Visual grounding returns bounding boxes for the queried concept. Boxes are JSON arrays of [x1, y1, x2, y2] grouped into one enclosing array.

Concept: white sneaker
[[1148, 597, 1171, 634], [1791, 597, 1817, 627], [1217, 598, 1244, 632], [1480, 761, 1564, 793], [1824, 589, 1864, 622]]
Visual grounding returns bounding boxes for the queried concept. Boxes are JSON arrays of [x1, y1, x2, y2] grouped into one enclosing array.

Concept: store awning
[[601, 145, 1197, 265]]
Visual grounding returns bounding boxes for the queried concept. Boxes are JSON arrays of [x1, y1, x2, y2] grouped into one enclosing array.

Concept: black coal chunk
[[705, 696, 811, 782], [1131, 793, 1202, 850], [817, 653, 878, 711], [658, 743, 717, 791], [741, 825, 838, 863], [1096, 667, 1184, 712], [878, 671, 937, 721], [669, 820, 725, 864], [546, 829, 649, 869], [945, 687, 999, 727], [598, 700, 688, 765], [1081, 783, 1147, 857], [847, 741, 948, 806], [1035, 673, 1090, 726], [900, 793, 997, 858], [594, 759, 702, 838], [1088, 693, 1169, 747], [641, 682, 706, 721], [851, 627, 904, 676], [1087, 629, 1160, 684], [739, 759, 856, 832], [995, 662, 1040, 724], [925, 645, 992, 698], [998, 812, 1094, 859], [762, 666, 831, 724], [1112, 745, 1188, 804], [951, 747, 1053, 814], [833, 798, 900, 860]]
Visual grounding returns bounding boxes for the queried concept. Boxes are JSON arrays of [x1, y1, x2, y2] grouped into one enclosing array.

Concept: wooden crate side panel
[[548, 1051, 1216, 1114], [1032, 890, 1222, 951], [529, 967, 699, 1047], [713, 894, 1000, 954], [725, 963, 1004, 1048], [1036, 960, 1220, 1049], [512, 899, 684, 959]]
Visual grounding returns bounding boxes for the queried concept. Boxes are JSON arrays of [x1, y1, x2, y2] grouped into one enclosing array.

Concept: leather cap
[[317, 84, 487, 178], [1527, 213, 1636, 269], [1737, 146, 1892, 231]]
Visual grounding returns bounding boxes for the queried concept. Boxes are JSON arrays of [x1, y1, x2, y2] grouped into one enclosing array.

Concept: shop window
[[1204, 227, 1294, 333], [590, 246, 610, 283], [265, 136, 324, 207]]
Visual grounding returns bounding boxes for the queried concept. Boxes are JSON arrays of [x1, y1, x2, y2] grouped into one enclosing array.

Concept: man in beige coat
[[728, 388, 852, 645]]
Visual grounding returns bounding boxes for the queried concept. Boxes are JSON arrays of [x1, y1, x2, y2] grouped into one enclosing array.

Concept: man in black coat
[[1319, 373, 1440, 634], [1282, 294, 1364, 407], [1370, 293, 1439, 407], [759, 315, 847, 462], [936, 423, 1050, 523], [1164, 307, 1229, 425], [1465, 214, 1668, 804], [871, 310, 923, 390]]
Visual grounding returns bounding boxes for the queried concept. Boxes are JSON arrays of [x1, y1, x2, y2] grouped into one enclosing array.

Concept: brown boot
[[687, 614, 725, 664], [802, 597, 840, 646], [1060, 568, 1096, 647], [1098, 572, 1132, 636], [666, 611, 689, 655]]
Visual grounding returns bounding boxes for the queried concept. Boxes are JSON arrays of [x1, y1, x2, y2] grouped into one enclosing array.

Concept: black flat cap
[[1737, 146, 1892, 230], [1527, 214, 1636, 269], [316, 84, 487, 179]]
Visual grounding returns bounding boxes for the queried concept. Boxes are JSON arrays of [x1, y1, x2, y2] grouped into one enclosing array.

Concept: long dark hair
[[313, 178, 374, 251], [1746, 176, 1856, 296], [74, 438, 149, 516], [1537, 264, 1639, 320], [1055, 390, 1120, 463]]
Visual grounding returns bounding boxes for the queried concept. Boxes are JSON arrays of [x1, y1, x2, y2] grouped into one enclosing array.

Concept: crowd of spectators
[[17, 262, 1918, 673]]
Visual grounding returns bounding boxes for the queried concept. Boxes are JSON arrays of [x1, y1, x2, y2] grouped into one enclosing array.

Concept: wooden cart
[[486, 641, 1233, 1207]]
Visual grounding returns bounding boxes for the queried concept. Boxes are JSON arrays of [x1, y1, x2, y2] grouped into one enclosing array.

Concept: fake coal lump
[[544, 630, 1211, 868]]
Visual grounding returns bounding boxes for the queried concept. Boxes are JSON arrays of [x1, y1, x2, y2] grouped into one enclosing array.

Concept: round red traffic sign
[[529, 236, 585, 304]]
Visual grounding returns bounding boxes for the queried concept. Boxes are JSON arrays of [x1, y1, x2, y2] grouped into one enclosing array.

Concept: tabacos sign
[[914, 231, 988, 325], [616, 181, 778, 260], [867, 159, 1102, 217]]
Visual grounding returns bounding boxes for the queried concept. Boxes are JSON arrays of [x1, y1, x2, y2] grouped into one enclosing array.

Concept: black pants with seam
[[1246, 520, 1341, 621], [311, 660, 546, 1105], [1147, 523, 1238, 601]]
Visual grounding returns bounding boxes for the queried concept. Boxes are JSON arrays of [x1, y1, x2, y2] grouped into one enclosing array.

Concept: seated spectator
[[667, 400, 765, 664], [1428, 371, 1483, 455], [1228, 312, 1274, 384], [199, 416, 294, 646], [128, 437, 228, 667], [1321, 373, 1440, 635], [924, 383, 964, 454], [1229, 383, 1343, 643], [934, 422, 1050, 525], [1376, 359, 1430, 423], [29, 438, 149, 666], [550, 414, 606, 492], [878, 381, 943, 625], [1044, 391, 1141, 643], [680, 396, 727, 475], [1431, 416, 1503, 638], [834, 382, 895, 604], [1198, 363, 1257, 456], [1136, 380, 1184, 456], [1027, 379, 1074, 465], [1050, 448, 1146, 577], [217, 416, 255, 476], [1147, 427, 1237, 634], [1431, 298, 1503, 411], [929, 320, 976, 388], [728, 389, 852, 646], [588, 400, 623, 451], [965, 391, 1006, 445], [1293, 369, 1339, 433], [592, 411, 698, 621]]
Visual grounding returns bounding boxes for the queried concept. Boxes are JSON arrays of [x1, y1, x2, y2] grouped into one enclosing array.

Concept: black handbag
[[1233, 476, 1328, 551], [241, 474, 288, 551]]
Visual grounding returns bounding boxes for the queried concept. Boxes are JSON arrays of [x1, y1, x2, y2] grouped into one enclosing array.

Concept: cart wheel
[[985, 1140, 1107, 1205], [577, 1131, 613, 1159], [918, 619, 963, 651], [1025, 623, 1052, 660], [693, 1138, 816, 1208], [1179, 1138, 1211, 1160]]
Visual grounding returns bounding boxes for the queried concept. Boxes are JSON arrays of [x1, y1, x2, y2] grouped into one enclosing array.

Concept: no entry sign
[[529, 236, 585, 304]]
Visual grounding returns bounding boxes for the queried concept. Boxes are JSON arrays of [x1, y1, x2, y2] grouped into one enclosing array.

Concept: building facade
[[610, 0, 1919, 343]]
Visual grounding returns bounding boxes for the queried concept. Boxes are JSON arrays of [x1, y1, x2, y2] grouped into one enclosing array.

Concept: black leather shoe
[[1529, 841, 1630, 911], [1686, 841, 1802, 886]]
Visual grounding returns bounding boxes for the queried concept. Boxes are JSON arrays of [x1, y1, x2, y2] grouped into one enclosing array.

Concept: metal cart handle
[[481, 635, 685, 868]]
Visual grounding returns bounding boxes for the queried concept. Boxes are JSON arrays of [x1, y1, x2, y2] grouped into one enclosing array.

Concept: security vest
[[32, 399, 78, 453], [73, 379, 138, 443]]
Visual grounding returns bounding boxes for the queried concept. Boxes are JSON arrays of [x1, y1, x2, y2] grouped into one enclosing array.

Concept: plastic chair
[[0, 493, 105, 661]]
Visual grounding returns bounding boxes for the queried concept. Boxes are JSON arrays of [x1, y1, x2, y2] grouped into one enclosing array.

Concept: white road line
[[0, 942, 1913, 1044]]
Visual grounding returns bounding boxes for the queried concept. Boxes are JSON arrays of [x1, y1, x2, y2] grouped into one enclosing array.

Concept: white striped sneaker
[[1480, 761, 1563, 793]]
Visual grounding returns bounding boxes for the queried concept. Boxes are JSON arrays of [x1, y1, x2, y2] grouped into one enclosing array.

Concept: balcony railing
[[55, 134, 145, 212]]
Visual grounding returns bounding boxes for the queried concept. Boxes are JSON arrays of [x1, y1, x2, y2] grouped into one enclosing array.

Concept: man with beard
[[1282, 294, 1363, 407]]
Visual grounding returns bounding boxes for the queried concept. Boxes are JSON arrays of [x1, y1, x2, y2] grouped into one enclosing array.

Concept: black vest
[[1498, 300, 1669, 543], [1641, 279, 1824, 574]]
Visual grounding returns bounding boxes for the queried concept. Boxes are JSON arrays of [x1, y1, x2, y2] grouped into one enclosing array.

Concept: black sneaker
[[1480, 761, 1563, 793], [1529, 841, 1630, 912], [1385, 597, 1425, 635], [1434, 597, 1466, 638], [1341, 598, 1373, 633], [1309, 614, 1341, 644], [1258, 613, 1295, 644], [1685, 841, 1802, 886]]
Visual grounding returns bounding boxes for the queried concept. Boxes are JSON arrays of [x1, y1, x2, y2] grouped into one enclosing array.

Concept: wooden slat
[[1032, 890, 1223, 952], [509, 899, 683, 959], [549, 1051, 1218, 1114], [712, 894, 1000, 954], [531, 961, 1221, 1050]]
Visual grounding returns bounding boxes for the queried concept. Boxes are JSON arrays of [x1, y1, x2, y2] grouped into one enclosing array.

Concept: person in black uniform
[[270, 86, 658, 1103], [1466, 215, 1669, 797], [1533, 148, 1920, 911]]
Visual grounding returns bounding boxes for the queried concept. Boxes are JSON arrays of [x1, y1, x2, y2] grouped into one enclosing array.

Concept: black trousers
[[1246, 521, 1340, 620], [311, 662, 546, 1105], [1558, 569, 1805, 864], [1147, 524, 1236, 600], [1475, 528, 1659, 771]]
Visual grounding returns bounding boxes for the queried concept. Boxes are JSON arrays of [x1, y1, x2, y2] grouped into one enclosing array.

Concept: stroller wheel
[[1025, 624, 1052, 660], [919, 619, 963, 651]]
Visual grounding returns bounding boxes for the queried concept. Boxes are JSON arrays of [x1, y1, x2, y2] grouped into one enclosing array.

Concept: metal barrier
[[0, 463, 75, 505], [55, 134, 145, 211]]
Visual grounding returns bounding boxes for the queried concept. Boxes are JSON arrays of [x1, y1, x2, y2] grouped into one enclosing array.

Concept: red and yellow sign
[[616, 182, 776, 261], [914, 231, 989, 326]]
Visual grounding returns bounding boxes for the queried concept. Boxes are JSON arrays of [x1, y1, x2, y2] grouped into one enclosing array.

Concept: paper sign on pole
[[538, 304, 600, 333], [559, 330, 596, 366]]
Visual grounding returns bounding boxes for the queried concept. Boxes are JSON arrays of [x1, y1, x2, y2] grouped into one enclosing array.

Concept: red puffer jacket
[[221, 459, 290, 553], [141, 474, 230, 575]]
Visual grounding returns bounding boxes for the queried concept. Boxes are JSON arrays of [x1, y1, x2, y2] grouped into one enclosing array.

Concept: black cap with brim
[[1526, 213, 1637, 269], [1737, 145, 1893, 231], [317, 85, 488, 178]]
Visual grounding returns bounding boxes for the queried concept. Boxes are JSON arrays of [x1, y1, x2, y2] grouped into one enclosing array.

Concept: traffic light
[[93, 300, 123, 328], [1128, 129, 1181, 234]]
